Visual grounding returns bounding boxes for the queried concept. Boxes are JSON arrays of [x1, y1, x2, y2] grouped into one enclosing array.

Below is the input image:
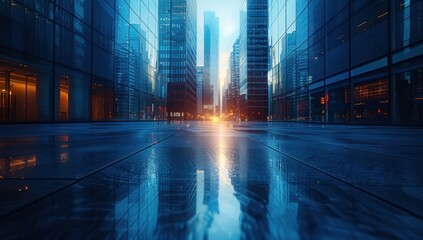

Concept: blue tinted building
[[227, 38, 241, 120], [204, 11, 219, 115], [197, 66, 204, 115], [269, 0, 423, 124], [0, 0, 165, 122], [159, 0, 197, 120], [240, 0, 269, 121]]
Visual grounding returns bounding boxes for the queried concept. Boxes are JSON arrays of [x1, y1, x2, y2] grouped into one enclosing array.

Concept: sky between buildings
[[197, 0, 241, 85]]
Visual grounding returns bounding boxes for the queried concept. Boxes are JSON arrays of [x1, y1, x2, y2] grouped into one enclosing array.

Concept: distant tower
[[197, 67, 204, 115], [228, 38, 241, 119], [204, 11, 220, 115]]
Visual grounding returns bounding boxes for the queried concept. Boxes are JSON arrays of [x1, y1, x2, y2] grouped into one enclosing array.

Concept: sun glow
[[212, 116, 220, 122]]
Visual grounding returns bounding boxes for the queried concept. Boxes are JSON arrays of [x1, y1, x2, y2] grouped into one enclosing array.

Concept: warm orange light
[[212, 116, 220, 122]]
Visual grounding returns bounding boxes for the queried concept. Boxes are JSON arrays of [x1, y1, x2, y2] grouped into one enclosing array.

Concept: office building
[[269, 0, 423, 124], [197, 67, 204, 115], [227, 38, 241, 119], [240, 0, 269, 121], [159, 0, 197, 120], [0, 0, 166, 122], [204, 11, 220, 115]]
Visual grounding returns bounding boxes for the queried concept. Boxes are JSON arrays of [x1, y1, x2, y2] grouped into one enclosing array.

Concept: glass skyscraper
[[204, 11, 219, 115], [0, 0, 166, 122], [269, 0, 423, 124], [227, 38, 241, 120], [240, 0, 270, 121], [159, 0, 197, 120], [196, 66, 204, 115]]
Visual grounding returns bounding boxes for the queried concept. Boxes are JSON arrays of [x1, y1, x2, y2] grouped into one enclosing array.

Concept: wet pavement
[[0, 121, 422, 239]]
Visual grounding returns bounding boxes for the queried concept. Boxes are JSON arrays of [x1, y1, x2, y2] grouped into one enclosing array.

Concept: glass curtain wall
[[269, 0, 423, 125], [0, 0, 166, 122]]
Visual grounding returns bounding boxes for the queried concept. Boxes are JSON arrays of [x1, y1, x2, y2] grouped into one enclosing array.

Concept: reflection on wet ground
[[0, 121, 422, 239]]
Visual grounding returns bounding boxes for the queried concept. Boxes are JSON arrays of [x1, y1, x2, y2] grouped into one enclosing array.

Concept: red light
[[320, 97, 325, 105]]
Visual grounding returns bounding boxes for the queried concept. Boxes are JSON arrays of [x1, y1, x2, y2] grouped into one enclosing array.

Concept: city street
[[0, 122, 422, 239]]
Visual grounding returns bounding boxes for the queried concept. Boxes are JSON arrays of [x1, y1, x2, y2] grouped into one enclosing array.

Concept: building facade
[[240, 0, 269, 121], [227, 38, 241, 120], [204, 11, 220, 115], [0, 0, 166, 122], [269, 0, 423, 124], [159, 0, 197, 120], [196, 67, 204, 116]]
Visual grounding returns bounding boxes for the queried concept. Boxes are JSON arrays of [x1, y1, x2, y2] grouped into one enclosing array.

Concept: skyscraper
[[197, 67, 204, 115], [268, 0, 423, 125], [204, 11, 220, 115], [0, 0, 166, 122], [227, 38, 241, 120], [240, 0, 269, 121], [159, 0, 197, 120]]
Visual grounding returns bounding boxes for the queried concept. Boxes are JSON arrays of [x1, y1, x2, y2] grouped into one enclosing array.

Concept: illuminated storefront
[[0, 0, 166, 122]]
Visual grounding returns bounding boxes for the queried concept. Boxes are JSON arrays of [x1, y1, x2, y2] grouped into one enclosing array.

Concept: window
[[310, 89, 326, 122], [328, 82, 350, 123], [352, 74, 389, 123], [393, 61, 423, 124], [350, 0, 389, 66], [393, 0, 423, 50]]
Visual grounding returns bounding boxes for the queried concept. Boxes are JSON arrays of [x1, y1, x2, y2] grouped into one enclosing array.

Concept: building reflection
[[0, 154, 37, 178], [195, 147, 220, 238], [229, 146, 270, 239], [0, 134, 72, 178], [57, 135, 69, 163], [263, 147, 422, 239], [224, 140, 392, 239], [0, 150, 161, 239], [267, 154, 300, 239], [153, 141, 221, 238], [1, 130, 422, 238], [201, 161, 219, 214], [197, 140, 220, 216], [155, 148, 197, 238]]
